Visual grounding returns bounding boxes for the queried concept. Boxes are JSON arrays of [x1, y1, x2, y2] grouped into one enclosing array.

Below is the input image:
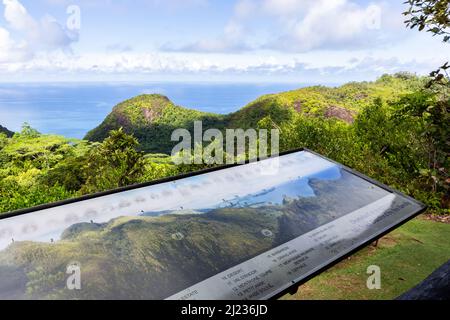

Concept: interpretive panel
[[0, 150, 425, 300]]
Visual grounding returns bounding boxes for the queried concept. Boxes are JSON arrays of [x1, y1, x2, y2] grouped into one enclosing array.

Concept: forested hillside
[[84, 94, 227, 153], [85, 74, 426, 153], [0, 125, 13, 138], [0, 74, 448, 216]]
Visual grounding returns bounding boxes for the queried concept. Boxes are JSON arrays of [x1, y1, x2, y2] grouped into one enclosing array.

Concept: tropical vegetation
[[0, 73, 448, 216]]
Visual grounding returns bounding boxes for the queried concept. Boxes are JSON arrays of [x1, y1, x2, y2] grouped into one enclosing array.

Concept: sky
[[0, 0, 449, 83]]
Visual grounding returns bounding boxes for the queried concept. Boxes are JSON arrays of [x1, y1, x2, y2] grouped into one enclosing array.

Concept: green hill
[[1, 73, 443, 215], [85, 74, 425, 153], [84, 94, 226, 153], [0, 125, 13, 138], [228, 73, 424, 128]]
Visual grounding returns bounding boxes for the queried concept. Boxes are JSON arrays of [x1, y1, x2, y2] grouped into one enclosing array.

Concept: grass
[[282, 216, 450, 300]]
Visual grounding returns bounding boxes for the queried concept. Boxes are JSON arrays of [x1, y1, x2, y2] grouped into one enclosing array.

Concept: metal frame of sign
[[0, 148, 427, 300]]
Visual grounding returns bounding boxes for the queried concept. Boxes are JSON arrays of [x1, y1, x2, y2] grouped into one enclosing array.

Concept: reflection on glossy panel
[[0, 151, 424, 300]]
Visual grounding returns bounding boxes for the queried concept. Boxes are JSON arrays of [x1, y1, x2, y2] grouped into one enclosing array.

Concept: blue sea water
[[0, 82, 304, 139]]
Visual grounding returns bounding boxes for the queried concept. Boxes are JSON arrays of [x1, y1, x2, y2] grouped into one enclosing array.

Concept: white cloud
[[0, 0, 78, 62], [234, 0, 256, 18], [0, 49, 441, 81], [0, 0, 447, 82], [45, 0, 207, 10], [37, 14, 78, 48], [281, 0, 384, 51], [0, 26, 30, 62], [259, 0, 394, 52], [165, 0, 397, 53], [262, 0, 315, 16], [161, 0, 253, 53], [3, 0, 35, 30], [106, 43, 133, 53]]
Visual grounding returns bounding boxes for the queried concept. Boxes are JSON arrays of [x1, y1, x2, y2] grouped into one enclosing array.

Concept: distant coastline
[[0, 82, 306, 139]]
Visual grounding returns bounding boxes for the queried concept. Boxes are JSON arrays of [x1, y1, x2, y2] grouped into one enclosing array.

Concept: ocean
[[0, 82, 304, 139]]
